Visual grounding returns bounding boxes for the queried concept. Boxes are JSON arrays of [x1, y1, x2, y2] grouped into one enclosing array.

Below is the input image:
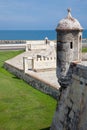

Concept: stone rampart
[[51, 62, 87, 130], [4, 62, 59, 99]]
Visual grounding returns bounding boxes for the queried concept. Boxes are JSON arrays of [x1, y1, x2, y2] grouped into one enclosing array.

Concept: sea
[[0, 30, 87, 40]]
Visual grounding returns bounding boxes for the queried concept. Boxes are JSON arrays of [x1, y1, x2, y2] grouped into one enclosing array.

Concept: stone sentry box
[[56, 8, 83, 87]]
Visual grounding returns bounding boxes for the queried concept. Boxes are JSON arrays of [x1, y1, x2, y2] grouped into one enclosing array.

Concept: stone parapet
[[23, 56, 56, 72], [26, 40, 49, 51]]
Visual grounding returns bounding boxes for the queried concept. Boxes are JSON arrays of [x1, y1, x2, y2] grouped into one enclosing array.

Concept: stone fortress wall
[[51, 62, 87, 130]]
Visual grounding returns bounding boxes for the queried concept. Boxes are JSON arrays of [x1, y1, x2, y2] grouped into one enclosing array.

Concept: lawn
[[82, 47, 87, 53], [0, 51, 56, 130]]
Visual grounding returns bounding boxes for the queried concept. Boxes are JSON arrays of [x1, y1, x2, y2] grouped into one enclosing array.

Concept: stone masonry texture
[[50, 63, 87, 130]]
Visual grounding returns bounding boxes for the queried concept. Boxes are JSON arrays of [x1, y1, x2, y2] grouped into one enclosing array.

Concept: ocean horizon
[[0, 30, 87, 40]]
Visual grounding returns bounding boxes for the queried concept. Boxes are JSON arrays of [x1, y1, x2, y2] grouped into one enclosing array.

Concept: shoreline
[[0, 39, 86, 44], [0, 40, 26, 44], [0, 39, 87, 50]]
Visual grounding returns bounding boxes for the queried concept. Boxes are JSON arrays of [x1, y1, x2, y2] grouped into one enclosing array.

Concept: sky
[[0, 0, 86, 30]]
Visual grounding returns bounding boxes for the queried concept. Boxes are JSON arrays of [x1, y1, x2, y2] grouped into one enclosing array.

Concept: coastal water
[[0, 30, 87, 40]]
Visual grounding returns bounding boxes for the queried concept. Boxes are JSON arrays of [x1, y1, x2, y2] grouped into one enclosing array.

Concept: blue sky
[[0, 0, 86, 30]]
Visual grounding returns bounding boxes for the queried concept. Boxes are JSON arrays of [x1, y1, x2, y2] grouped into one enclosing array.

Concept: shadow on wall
[[40, 127, 50, 130]]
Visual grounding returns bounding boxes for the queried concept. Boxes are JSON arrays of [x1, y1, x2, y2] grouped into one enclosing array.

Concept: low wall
[[4, 62, 59, 99], [34, 57, 56, 71], [23, 56, 56, 72], [26, 43, 47, 51], [26, 40, 45, 44]]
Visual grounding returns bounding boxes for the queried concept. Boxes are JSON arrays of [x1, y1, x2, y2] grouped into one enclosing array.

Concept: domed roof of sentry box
[[56, 9, 83, 31]]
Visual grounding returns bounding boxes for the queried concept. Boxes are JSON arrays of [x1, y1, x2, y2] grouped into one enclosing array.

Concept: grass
[[82, 47, 87, 53], [0, 50, 56, 130]]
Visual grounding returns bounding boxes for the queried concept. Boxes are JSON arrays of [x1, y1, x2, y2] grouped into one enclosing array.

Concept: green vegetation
[[82, 47, 87, 53], [0, 51, 56, 130]]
